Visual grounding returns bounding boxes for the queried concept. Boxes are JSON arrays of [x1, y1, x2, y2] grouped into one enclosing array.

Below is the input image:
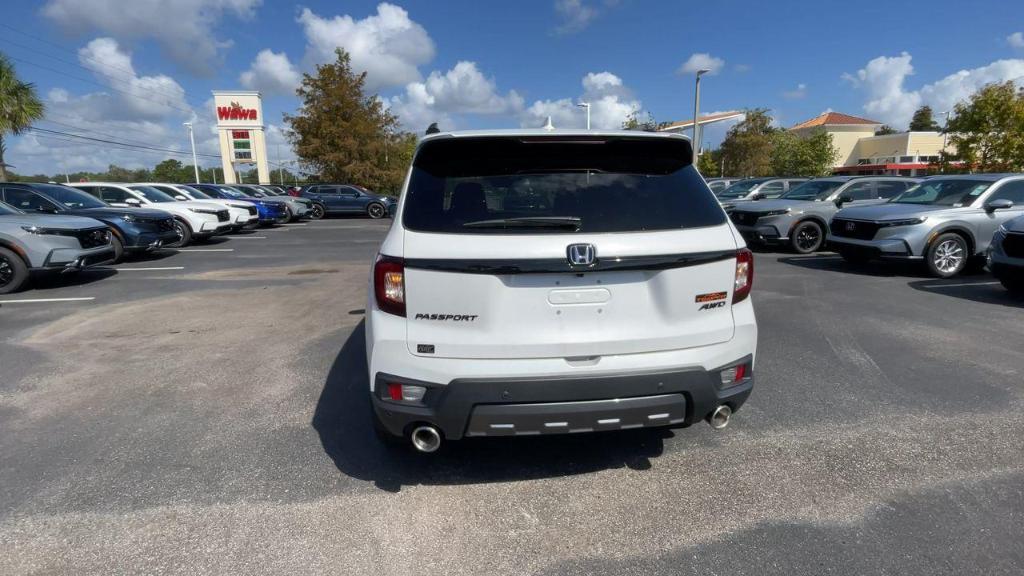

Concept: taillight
[[733, 249, 753, 303], [374, 254, 406, 316]]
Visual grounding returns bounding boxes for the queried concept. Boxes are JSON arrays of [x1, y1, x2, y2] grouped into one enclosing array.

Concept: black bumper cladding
[[372, 362, 753, 440]]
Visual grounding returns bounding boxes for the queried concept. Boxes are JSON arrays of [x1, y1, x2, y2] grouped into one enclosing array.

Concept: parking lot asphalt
[[1, 219, 1022, 575]]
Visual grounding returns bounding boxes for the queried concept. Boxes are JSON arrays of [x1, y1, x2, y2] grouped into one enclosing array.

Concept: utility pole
[[576, 102, 591, 129], [212, 167, 217, 184], [184, 122, 200, 183], [276, 144, 284, 185], [692, 69, 709, 164]]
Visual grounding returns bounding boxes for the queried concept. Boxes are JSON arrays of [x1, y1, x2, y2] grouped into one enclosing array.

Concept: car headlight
[[881, 217, 928, 227], [762, 208, 791, 216], [121, 213, 137, 223], [21, 225, 61, 235], [997, 224, 1009, 235], [188, 208, 220, 215]]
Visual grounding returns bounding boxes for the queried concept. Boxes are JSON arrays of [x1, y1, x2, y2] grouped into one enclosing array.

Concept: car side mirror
[[125, 198, 142, 207], [985, 199, 1013, 212], [834, 194, 853, 208], [36, 205, 58, 214], [175, 195, 188, 201], [751, 192, 765, 201]]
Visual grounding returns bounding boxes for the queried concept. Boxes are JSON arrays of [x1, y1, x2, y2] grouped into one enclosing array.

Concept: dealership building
[[788, 111, 955, 177]]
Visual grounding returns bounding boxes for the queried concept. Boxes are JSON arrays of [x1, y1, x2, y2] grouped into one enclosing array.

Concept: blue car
[[189, 184, 289, 226], [298, 183, 395, 219], [1, 182, 180, 261]]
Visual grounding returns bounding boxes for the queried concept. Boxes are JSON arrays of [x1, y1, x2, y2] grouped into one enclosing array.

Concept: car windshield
[[782, 180, 846, 201], [174, 185, 213, 200], [0, 201, 22, 215], [717, 179, 767, 199], [218, 187, 248, 199], [128, 185, 178, 203], [257, 186, 281, 195], [29, 183, 108, 209], [890, 179, 993, 206], [403, 136, 726, 234]]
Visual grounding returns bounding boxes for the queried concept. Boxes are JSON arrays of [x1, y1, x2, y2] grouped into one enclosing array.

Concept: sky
[[3, 0, 1024, 176]]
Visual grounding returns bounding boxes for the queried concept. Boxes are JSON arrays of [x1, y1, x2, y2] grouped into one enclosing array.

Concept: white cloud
[[782, 83, 807, 100], [520, 71, 640, 130], [42, 0, 260, 76], [389, 61, 524, 131], [845, 52, 1024, 128], [297, 3, 435, 91], [1008, 32, 1024, 49], [78, 38, 189, 121], [554, 0, 597, 34], [240, 50, 301, 95], [678, 53, 725, 76]]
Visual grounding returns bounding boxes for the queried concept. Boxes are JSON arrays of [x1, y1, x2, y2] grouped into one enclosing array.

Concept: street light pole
[[576, 102, 591, 130], [692, 69, 709, 164], [183, 122, 200, 183]]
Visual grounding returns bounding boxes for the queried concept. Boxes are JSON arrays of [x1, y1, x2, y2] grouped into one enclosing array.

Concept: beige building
[[789, 111, 954, 177]]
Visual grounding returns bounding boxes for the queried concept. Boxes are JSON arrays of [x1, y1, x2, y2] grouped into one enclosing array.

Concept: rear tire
[[790, 220, 824, 254], [167, 219, 192, 248], [309, 203, 325, 220], [926, 233, 968, 278], [367, 202, 386, 219], [0, 247, 29, 295]]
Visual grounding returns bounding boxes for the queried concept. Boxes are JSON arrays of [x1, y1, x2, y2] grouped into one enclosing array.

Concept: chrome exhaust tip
[[708, 405, 732, 430], [410, 425, 442, 453]]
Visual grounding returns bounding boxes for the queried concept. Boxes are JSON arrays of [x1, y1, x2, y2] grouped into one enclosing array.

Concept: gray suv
[[0, 201, 115, 294], [716, 177, 808, 212], [987, 214, 1024, 293], [829, 174, 1024, 278], [730, 176, 917, 253]]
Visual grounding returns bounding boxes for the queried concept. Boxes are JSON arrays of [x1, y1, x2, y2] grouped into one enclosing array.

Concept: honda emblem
[[567, 243, 596, 266], [845, 222, 856, 231]]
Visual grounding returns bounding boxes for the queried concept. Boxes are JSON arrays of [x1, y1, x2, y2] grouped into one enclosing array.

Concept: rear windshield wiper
[[462, 216, 582, 230]]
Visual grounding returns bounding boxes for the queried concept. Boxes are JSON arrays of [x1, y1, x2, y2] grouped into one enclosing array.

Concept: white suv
[[366, 129, 757, 452]]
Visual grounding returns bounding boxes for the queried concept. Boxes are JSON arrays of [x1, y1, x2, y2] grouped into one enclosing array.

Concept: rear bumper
[[371, 359, 753, 440]]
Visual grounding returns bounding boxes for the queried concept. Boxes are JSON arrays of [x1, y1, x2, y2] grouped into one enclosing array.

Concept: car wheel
[[838, 248, 871, 264], [790, 220, 824, 254], [309, 203, 326, 220], [167, 218, 192, 248], [110, 233, 124, 263], [926, 233, 968, 278], [367, 202, 386, 219], [0, 246, 29, 295]]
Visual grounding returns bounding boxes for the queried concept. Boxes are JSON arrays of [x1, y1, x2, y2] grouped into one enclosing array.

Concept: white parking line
[[0, 297, 96, 304], [787, 255, 842, 260], [282, 223, 308, 226], [176, 248, 235, 252], [921, 281, 1001, 289], [228, 236, 266, 239]]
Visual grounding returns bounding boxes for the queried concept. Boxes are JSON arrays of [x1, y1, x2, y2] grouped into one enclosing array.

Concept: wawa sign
[[217, 101, 258, 121]]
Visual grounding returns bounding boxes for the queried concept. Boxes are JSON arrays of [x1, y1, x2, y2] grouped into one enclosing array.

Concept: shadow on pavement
[[27, 268, 118, 291], [908, 278, 1024, 307], [313, 321, 669, 492], [776, 254, 931, 278]]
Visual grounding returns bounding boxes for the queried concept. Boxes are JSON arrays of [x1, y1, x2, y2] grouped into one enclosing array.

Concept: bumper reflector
[[387, 383, 426, 402], [719, 363, 749, 387]]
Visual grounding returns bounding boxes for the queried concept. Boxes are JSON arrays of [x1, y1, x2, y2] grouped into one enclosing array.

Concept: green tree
[[696, 148, 721, 175], [719, 108, 776, 177], [909, 105, 941, 131], [153, 159, 188, 182], [943, 81, 1024, 172], [0, 53, 45, 182], [284, 48, 410, 192], [621, 109, 659, 132], [875, 125, 899, 135], [770, 129, 837, 176]]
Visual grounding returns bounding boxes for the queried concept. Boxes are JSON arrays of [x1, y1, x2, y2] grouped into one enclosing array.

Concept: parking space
[[1, 221, 1022, 575]]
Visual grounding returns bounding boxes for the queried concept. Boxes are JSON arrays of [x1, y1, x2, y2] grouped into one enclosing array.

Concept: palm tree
[[0, 53, 44, 182]]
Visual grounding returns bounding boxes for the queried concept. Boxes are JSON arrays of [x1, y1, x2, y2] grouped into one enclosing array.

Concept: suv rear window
[[402, 136, 725, 234]]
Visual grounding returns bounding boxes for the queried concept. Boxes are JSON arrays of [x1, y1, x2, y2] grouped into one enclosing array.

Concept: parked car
[[0, 200, 115, 294], [729, 176, 918, 253], [189, 184, 290, 226], [299, 183, 395, 219], [70, 183, 232, 247], [988, 214, 1024, 293], [140, 183, 259, 231], [232, 184, 312, 221], [705, 177, 743, 194], [0, 182, 180, 260], [366, 129, 756, 452], [716, 177, 809, 212], [829, 174, 1024, 277]]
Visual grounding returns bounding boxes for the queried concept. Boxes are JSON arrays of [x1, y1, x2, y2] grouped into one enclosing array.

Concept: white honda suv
[[366, 129, 757, 452]]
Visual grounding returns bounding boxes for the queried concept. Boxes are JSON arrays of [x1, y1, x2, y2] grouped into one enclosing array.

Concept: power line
[[27, 127, 221, 159]]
